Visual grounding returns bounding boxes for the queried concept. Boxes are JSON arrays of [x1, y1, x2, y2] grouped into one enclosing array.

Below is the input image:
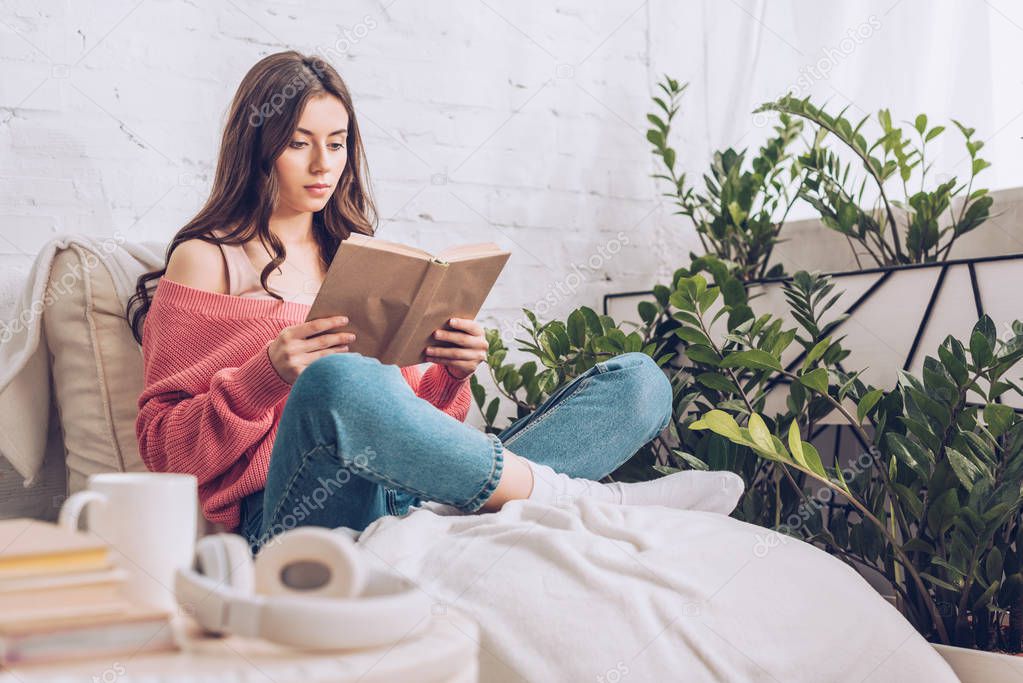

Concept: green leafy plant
[[471, 257, 1023, 650], [471, 307, 669, 434], [683, 301, 1023, 650], [466, 81, 1016, 653], [755, 95, 993, 267], [647, 77, 804, 281], [659, 267, 861, 530]]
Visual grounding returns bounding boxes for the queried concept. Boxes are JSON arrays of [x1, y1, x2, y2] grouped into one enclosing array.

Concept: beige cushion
[[43, 245, 147, 491], [43, 244, 215, 536]]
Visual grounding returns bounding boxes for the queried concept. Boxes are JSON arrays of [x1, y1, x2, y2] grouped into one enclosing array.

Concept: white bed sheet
[[356, 498, 959, 682]]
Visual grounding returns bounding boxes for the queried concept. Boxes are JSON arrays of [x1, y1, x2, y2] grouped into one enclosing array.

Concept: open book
[[305, 234, 511, 367]]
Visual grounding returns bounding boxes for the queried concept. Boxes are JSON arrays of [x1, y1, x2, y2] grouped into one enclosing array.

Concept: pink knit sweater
[[135, 278, 473, 531]]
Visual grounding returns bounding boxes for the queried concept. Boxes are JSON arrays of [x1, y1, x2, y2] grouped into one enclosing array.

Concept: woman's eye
[[288, 141, 345, 150]]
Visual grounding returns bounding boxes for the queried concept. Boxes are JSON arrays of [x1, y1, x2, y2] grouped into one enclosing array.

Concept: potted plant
[[470, 76, 1023, 677], [754, 95, 993, 268], [667, 270, 1023, 670], [736, 96, 1021, 401]]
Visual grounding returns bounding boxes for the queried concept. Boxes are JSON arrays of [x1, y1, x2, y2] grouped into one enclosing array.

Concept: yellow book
[[0, 518, 109, 580]]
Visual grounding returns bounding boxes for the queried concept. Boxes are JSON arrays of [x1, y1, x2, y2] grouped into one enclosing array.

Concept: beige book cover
[[0, 567, 128, 613], [0, 598, 171, 635], [306, 234, 511, 367]]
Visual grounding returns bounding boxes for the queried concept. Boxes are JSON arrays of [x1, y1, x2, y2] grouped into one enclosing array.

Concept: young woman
[[128, 51, 744, 554]]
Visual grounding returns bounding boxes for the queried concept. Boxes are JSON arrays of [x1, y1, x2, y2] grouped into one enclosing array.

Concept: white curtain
[[648, 0, 1017, 220]]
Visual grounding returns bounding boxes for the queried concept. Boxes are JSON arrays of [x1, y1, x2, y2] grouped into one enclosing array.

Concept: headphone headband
[[174, 527, 433, 650]]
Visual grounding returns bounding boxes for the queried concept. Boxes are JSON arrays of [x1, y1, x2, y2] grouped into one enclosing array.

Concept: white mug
[[59, 472, 198, 612]]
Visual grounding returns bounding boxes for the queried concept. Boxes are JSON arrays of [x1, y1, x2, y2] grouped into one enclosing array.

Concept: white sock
[[527, 461, 745, 515]]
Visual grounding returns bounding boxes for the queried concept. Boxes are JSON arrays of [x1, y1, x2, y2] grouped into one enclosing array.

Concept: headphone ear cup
[[253, 527, 365, 599], [195, 533, 256, 595]]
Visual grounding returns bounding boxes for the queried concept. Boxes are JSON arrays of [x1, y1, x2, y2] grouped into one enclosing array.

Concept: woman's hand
[[425, 317, 487, 380], [268, 315, 355, 385]]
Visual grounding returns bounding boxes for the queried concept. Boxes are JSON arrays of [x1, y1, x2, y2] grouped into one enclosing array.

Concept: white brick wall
[[0, 1, 677, 428], [4, 1, 1021, 430], [0, 1, 668, 339]]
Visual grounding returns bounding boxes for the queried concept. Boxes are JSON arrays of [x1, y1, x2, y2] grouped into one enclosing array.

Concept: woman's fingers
[[448, 317, 485, 336], [299, 330, 355, 352], [296, 315, 349, 337], [431, 329, 482, 348], [425, 345, 486, 360], [313, 345, 349, 359]]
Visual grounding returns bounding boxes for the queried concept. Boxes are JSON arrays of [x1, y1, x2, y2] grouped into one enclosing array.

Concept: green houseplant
[[470, 74, 1023, 656], [672, 269, 1023, 650], [647, 77, 803, 281], [754, 95, 994, 267]]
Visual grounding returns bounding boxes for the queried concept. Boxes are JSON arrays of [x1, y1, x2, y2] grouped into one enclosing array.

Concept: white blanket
[[356, 498, 960, 683], [0, 234, 166, 485]]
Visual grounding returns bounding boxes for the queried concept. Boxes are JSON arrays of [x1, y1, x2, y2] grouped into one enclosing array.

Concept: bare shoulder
[[163, 237, 229, 294]]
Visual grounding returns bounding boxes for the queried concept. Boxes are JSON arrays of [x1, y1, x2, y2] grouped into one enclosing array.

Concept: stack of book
[[0, 518, 179, 667]]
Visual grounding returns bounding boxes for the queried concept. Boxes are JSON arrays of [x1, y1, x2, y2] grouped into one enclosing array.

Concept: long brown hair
[[127, 51, 376, 344]]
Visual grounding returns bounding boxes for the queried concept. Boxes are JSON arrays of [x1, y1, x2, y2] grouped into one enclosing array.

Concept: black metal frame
[[602, 253, 1023, 525], [604, 254, 1023, 366], [603, 251, 1023, 318], [603, 252, 1023, 419]]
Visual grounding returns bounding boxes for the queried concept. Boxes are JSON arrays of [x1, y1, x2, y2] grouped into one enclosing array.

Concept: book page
[[436, 242, 506, 262], [347, 233, 433, 260]]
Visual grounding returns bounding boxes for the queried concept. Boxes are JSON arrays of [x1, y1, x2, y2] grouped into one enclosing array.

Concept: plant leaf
[[748, 413, 774, 453], [799, 367, 830, 394], [857, 389, 883, 423], [689, 409, 743, 441], [719, 349, 782, 371], [787, 420, 809, 469]]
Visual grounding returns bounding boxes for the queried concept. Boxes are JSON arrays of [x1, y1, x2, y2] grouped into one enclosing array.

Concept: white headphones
[[174, 527, 433, 650]]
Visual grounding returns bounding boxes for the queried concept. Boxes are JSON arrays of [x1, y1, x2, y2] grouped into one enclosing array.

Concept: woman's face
[[274, 95, 350, 216]]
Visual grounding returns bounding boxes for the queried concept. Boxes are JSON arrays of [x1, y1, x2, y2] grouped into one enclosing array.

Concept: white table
[[0, 610, 479, 682]]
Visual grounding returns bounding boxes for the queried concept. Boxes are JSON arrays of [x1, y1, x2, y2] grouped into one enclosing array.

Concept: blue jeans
[[238, 351, 672, 553]]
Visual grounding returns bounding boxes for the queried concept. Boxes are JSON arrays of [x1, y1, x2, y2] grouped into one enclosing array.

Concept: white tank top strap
[[209, 228, 261, 297], [208, 228, 317, 304]]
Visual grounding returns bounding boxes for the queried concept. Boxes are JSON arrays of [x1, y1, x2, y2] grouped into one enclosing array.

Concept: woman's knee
[[600, 352, 673, 437], [280, 353, 397, 445], [295, 352, 379, 386], [289, 353, 385, 408]]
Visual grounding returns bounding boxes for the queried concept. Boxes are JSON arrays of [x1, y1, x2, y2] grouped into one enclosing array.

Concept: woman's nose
[[310, 147, 327, 173]]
